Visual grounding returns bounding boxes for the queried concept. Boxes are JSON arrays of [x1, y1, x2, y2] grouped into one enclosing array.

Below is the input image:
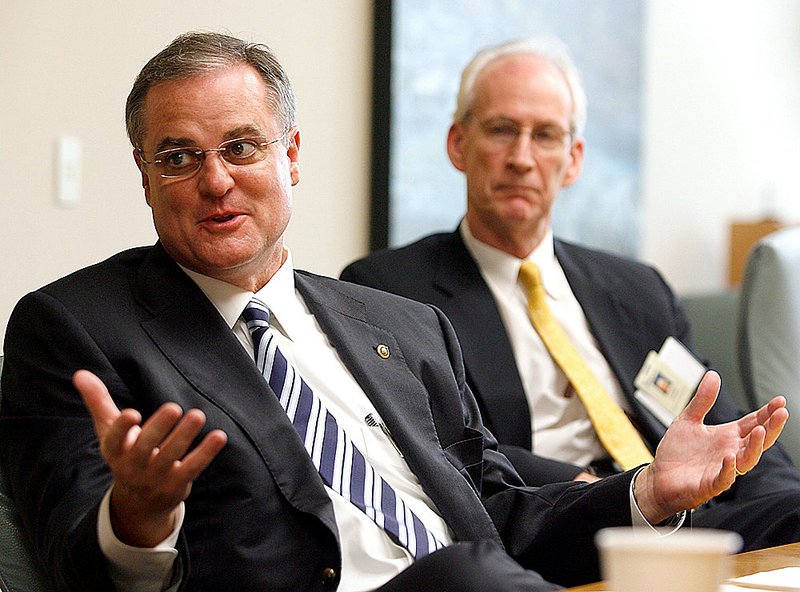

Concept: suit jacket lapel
[[293, 271, 500, 540], [132, 244, 337, 533], [555, 240, 667, 441], [293, 271, 443, 455], [428, 233, 532, 448]]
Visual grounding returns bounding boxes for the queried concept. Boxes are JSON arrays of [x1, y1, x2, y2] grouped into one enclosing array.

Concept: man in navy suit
[[341, 37, 800, 552], [0, 32, 789, 592]]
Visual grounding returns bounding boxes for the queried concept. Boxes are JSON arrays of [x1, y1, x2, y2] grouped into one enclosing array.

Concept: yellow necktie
[[518, 261, 653, 470]]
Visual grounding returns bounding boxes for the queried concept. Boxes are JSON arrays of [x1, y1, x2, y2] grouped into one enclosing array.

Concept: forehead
[[140, 63, 279, 148], [470, 54, 573, 123]]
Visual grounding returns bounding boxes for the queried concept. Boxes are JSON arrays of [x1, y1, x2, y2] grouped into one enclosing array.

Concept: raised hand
[[633, 370, 788, 524], [73, 369, 228, 547]]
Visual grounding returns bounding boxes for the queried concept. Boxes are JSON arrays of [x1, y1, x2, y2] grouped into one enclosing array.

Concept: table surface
[[564, 541, 800, 591]]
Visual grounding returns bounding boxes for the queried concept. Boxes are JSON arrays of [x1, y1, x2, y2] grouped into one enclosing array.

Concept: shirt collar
[[180, 249, 296, 334], [460, 219, 565, 300]]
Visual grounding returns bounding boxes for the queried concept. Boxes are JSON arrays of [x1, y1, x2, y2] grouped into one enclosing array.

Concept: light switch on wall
[[56, 136, 82, 207]]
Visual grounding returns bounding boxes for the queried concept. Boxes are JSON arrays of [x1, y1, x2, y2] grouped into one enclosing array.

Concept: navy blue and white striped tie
[[242, 298, 444, 559]]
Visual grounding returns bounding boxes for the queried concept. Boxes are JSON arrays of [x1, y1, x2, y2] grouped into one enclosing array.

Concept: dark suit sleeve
[[499, 444, 585, 485], [0, 290, 129, 591]]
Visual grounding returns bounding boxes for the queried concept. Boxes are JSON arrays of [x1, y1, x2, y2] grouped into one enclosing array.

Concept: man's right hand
[[73, 369, 228, 547]]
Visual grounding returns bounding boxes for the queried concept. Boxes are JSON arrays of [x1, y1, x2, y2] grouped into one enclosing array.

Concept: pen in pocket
[[365, 413, 404, 458]]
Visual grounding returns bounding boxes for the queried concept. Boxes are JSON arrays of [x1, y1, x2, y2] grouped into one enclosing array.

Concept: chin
[[501, 208, 540, 225], [185, 247, 254, 273]]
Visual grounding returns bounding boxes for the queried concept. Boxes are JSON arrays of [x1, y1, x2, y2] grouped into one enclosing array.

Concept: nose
[[506, 133, 536, 171], [196, 151, 235, 197]]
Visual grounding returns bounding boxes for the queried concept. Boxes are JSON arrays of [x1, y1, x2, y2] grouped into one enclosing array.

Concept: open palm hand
[[634, 371, 788, 523]]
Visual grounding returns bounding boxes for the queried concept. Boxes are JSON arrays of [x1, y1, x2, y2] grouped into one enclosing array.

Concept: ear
[[133, 149, 153, 206], [446, 122, 467, 172], [561, 136, 585, 189], [286, 127, 301, 186]]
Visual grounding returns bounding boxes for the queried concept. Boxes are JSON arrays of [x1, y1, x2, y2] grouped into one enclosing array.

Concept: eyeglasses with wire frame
[[137, 132, 288, 179], [476, 118, 573, 153]]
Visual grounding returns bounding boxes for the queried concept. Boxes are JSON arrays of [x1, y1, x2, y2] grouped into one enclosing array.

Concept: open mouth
[[210, 214, 236, 223]]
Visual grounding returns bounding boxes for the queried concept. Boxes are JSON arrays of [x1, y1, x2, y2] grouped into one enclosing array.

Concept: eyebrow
[[155, 137, 196, 152], [153, 125, 268, 152], [480, 116, 563, 128], [223, 125, 266, 140]]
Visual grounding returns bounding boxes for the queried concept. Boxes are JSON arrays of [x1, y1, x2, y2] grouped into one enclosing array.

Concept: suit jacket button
[[321, 567, 338, 588]]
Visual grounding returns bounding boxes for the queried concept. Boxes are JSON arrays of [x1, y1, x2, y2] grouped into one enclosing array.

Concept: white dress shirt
[[99, 250, 453, 592]]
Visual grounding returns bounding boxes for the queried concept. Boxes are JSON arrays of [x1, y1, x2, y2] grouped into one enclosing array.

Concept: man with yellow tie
[[341, 36, 800, 551]]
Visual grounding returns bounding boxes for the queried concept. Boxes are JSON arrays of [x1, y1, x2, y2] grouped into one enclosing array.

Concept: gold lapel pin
[[376, 344, 390, 359]]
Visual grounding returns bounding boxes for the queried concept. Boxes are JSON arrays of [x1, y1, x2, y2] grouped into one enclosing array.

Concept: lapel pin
[[376, 344, 390, 359]]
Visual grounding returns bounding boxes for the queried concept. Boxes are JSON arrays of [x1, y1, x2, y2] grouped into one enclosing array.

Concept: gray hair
[[453, 36, 587, 137], [125, 31, 296, 148]]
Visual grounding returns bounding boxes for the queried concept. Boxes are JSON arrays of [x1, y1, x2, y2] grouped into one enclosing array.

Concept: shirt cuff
[[629, 465, 686, 532], [97, 486, 184, 592]]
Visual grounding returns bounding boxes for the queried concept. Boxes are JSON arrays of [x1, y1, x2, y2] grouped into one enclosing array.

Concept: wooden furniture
[[564, 541, 800, 591], [728, 219, 788, 286]]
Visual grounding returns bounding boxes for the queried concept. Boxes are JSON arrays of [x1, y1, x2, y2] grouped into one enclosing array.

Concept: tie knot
[[518, 261, 543, 295], [242, 298, 271, 333]]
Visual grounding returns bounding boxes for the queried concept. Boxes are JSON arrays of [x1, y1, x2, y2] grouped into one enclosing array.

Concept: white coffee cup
[[596, 527, 742, 592]]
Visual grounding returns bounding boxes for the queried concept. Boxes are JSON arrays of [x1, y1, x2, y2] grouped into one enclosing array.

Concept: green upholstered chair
[[738, 227, 800, 467], [682, 290, 749, 413]]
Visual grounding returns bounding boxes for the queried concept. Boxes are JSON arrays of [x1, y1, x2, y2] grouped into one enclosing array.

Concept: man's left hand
[[633, 370, 788, 524]]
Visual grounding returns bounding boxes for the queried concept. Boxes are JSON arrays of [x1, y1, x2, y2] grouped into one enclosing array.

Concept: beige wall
[[3, 1, 800, 348], [0, 1, 373, 344]]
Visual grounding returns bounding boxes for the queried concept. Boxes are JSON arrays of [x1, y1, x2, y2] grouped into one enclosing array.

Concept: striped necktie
[[518, 262, 653, 470], [242, 298, 444, 558]]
